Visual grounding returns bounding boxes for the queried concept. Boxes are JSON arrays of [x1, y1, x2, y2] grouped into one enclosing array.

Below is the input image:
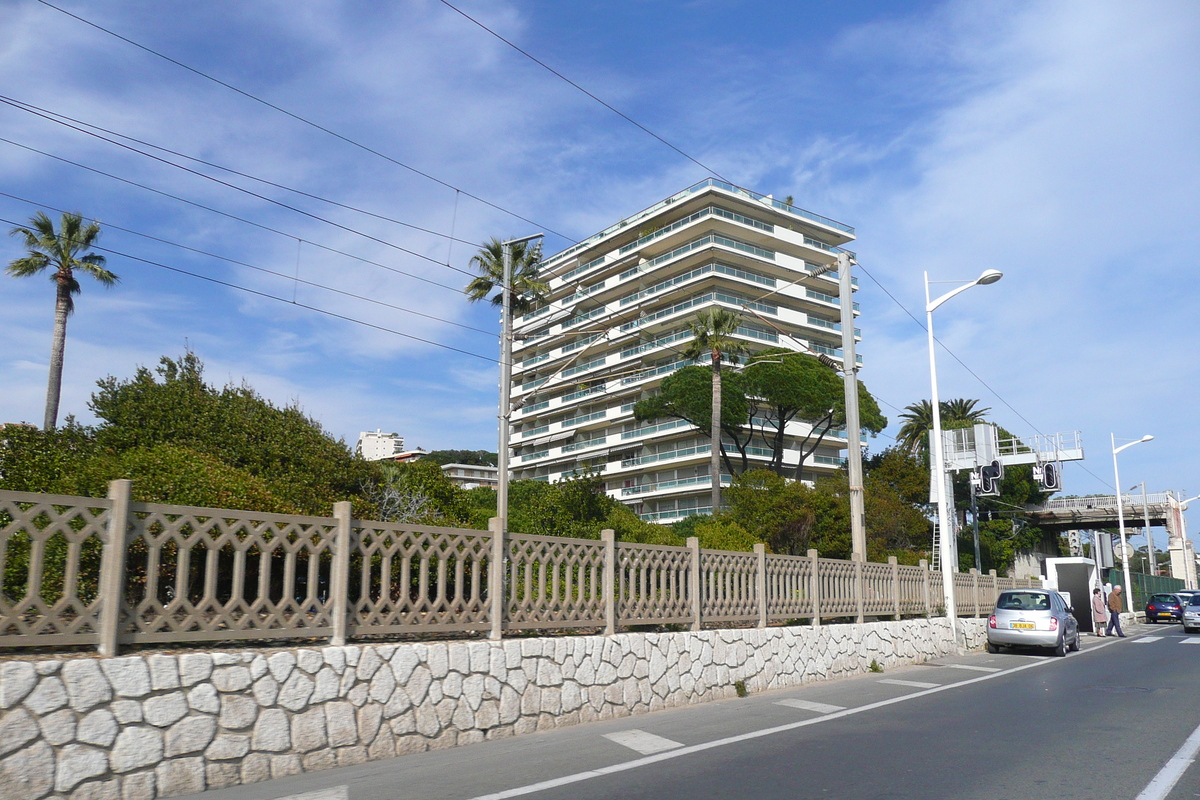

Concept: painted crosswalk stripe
[[775, 699, 847, 714], [878, 678, 940, 689], [1179, 638, 1200, 645], [942, 664, 1002, 672], [273, 787, 348, 800], [603, 730, 684, 755], [1134, 637, 1164, 643]]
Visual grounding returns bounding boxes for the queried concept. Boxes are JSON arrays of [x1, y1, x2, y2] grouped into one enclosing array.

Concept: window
[[996, 592, 1050, 611]]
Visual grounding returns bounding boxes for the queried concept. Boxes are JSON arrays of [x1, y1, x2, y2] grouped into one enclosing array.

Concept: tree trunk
[[44, 278, 70, 430], [710, 352, 722, 512]]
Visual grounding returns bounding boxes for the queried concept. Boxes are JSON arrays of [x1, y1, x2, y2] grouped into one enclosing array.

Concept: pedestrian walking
[[1107, 585, 1126, 638], [1091, 588, 1108, 637]]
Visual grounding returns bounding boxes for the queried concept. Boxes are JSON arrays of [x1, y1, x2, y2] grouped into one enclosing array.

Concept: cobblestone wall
[[0, 618, 984, 799]]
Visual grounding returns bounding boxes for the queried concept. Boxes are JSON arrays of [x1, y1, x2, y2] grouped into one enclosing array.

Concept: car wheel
[[987, 642, 999, 654], [1147, 618, 1155, 624], [1186, 627, 1195, 635], [1054, 636, 1067, 657], [1069, 633, 1080, 652]]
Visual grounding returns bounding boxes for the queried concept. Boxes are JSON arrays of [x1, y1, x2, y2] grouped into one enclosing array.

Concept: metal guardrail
[[1, 487, 1037, 653]]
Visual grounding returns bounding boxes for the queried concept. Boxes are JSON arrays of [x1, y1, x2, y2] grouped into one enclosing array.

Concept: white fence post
[[330, 501, 352, 646], [809, 549, 821, 628], [920, 558, 931, 618], [97, 479, 131, 656], [489, 517, 505, 641], [889, 555, 900, 620], [688, 537, 702, 631], [601, 529, 616, 635], [755, 543, 767, 628]]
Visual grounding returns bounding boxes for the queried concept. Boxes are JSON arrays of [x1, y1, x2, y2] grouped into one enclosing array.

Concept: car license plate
[[1160, 613, 1174, 617], [1011, 622, 1035, 629]]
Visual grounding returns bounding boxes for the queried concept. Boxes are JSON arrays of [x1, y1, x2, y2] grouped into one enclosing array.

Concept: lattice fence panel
[[897, 565, 927, 615], [506, 534, 605, 629], [817, 558, 857, 616], [860, 562, 894, 616], [976, 574, 1000, 611], [616, 542, 692, 625], [0, 490, 111, 646], [952, 572, 979, 617], [700, 550, 758, 622], [765, 554, 813, 620], [350, 521, 492, 634], [122, 502, 338, 643], [927, 570, 946, 614]]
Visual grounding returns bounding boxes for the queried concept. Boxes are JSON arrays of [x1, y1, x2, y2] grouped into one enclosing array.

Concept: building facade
[[442, 463, 499, 490], [509, 179, 859, 523], [356, 430, 405, 461]]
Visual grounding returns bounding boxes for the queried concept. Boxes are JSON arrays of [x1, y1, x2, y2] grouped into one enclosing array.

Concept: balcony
[[622, 443, 711, 468]]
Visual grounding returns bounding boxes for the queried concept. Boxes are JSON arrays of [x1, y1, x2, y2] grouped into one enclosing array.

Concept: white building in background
[[356, 430, 405, 461], [442, 464, 499, 490], [509, 179, 860, 523]]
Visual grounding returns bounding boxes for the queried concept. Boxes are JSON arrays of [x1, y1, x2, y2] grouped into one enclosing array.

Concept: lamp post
[[497, 233, 543, 536], [1111, 434, 1154, 613], [1129, 482, 1154, 575], [925, 268, 1003, 643]]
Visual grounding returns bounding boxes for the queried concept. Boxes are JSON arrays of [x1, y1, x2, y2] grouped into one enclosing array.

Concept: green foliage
[[868, 659, 883, 673], [691, 517, 760, 552], [88, 352, 376, 514], [896, 398, 990, 455], [725, 469, 851, 558], [423, 450, 497, 467], [0, 419, 97, 492], [634, 366, 749, 436], [465, 237, 548, 315]]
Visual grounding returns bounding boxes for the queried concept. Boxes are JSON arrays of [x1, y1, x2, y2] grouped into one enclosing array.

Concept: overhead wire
[[0, 94, 485, 250], [0, 102, 477, 278], [436, 0, 729, 184], [0, 214, 498, 363], [34, 0, 575, 243], [0, 144, 468, 296]]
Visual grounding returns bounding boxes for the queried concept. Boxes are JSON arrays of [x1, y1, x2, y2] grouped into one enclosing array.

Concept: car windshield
[[1189, 599, 1200, 609], [1151, 595, 1179, 604], [996, 592, 1051, 611]]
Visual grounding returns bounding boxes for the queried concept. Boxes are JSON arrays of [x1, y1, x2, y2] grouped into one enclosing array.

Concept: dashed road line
[[603, 730, 684, 755], [1134, 637, 1164, 643], [269, 787, 348, 800], [1179, 638, 1200, 644], [878, 678, 941, 689], [941, 664, 1002, 673], [774, 699, 847, 714]]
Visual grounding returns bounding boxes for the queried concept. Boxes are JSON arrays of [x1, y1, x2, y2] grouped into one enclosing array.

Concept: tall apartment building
[[356, 430, 405, 461], [509, 179, 859, 523]]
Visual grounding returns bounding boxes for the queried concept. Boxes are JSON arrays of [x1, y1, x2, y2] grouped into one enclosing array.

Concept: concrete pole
[[497, 242, 513, 536], [1142, 483, 1154, 576], [839, 252, 866, 562], [925, 272, 958, 641], [1112, 434, 1136, 614]]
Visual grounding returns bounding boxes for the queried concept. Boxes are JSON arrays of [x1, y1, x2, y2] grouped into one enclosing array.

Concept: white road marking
[[268, 787, 348, 800], [878, 678, 941, 689], [1180, 638, 1200, 644], [1134, 637, 1164, 643], [775, 699, 847, 714], [1135, 718, 1200, 800], [603, 730, 684, 755], [465, 636, 1126, 800], [941, 664, 1001, 673]]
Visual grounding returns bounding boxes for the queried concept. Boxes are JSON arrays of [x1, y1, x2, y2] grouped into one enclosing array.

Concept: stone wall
[[0, 618, 985, 799]]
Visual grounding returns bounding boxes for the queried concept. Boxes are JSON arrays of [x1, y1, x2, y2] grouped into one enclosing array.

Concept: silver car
[[987, 589, 1080, 657], [1182, 598, 1200, 634]]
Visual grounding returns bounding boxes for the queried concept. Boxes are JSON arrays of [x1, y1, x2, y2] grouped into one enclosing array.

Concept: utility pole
[[838, 252, 866, 562], [970, 478, 982, 571], [496, 234, 543, 536]]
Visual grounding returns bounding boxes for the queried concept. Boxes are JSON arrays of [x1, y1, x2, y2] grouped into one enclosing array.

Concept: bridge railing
[[1038, 492, 1175, 512], [0, 484, 1041, 654]]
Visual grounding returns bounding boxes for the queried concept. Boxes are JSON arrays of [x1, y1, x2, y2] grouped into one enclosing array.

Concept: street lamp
[[497, 233, 544, 537], [926, 268, 1003, 643], [1111, 434, 1154, 613]]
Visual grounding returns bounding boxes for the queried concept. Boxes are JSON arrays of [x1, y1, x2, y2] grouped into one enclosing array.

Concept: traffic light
[[978, 460, 1003, 496], [1033, 461, 1061, 492]]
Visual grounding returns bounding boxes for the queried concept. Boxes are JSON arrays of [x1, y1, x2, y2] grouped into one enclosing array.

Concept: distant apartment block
[[441, 463, 499, 490], [509, 179, 859, 523], [356, 430, 405, 461]]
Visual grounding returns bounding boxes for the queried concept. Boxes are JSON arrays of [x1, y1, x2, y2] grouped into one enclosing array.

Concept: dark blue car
[[1146, 593, 1183, 623]]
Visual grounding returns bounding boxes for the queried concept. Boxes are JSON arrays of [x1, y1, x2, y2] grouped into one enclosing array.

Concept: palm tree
[[682, 308, 747, 511], [896, 398, 991, 455], [466, 237, 549, 317], [7, 212, 117, 430]]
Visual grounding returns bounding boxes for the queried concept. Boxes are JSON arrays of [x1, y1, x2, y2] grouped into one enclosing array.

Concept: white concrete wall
[[0, 618, 984, 799]]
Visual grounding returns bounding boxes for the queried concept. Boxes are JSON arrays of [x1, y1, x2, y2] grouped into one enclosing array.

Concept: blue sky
[[2, 0, 1199, 542]]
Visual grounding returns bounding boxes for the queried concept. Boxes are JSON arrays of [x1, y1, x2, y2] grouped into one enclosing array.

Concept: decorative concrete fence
[[0, 619, 988, 799], [0, 484, 1038, 655]]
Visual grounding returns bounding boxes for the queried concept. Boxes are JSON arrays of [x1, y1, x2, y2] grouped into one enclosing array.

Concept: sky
[[1, 0, 1198, 544]]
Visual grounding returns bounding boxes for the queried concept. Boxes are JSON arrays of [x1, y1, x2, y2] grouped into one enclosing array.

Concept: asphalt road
[[185, 624, 1200, 800]]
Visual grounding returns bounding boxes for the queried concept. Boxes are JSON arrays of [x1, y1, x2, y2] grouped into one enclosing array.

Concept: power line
[[34, 0, 574, 243], [0, 193, 495, 337], [0, 93, 485, 250], [437, 0, 729, 184], [0, 141, 468, 295], [0, 103, 477, 279], [1, 213, 500, 363]]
